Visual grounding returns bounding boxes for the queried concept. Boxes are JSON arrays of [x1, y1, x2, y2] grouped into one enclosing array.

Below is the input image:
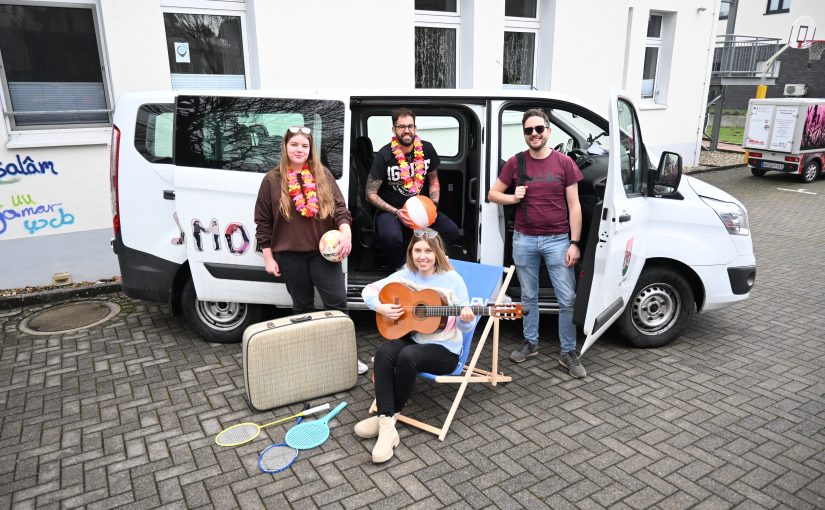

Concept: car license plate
[[761, 161, 784, 169]]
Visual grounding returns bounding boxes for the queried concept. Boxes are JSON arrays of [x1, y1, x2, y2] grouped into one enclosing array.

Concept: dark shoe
[[509, 341, 538, 363], [559, 351, 586, 378]]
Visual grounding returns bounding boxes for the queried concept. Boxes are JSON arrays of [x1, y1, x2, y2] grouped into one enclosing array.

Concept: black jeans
[[375, 211, 460, 269], [374, 337, 459, 416], [274, 251, 347, 314]]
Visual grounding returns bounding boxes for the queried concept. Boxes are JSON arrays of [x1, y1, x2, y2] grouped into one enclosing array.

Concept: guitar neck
[[420, 305, 493, 317]]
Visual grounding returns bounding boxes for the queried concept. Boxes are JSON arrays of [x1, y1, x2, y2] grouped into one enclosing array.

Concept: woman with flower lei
[[254, 126, 354, 316]]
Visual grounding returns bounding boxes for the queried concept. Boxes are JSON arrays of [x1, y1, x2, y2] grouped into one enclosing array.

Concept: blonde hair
[[274, 129, 335, 220], [405, 232, 453, 273]]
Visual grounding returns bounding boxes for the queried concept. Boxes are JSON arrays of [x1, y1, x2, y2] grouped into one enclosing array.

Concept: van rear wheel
[[615, 268, 695, 348], [800, 161, 820, 183], [181, 278, 262, 343]]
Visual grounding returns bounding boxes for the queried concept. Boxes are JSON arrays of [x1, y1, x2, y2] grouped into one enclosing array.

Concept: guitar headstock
[[490, 304, 523, 319]]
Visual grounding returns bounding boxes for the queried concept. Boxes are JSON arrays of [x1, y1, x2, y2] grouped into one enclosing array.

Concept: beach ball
[[320, 230, 342, 262], [403, 196, 437, 230]]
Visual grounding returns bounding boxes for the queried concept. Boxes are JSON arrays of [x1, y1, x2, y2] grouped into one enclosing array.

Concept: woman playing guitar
[[355, 229, 474, 464]]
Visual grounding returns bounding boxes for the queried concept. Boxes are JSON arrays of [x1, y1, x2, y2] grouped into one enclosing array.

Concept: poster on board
[[745, 105, 774, 149], [768, 106, 798, 152]]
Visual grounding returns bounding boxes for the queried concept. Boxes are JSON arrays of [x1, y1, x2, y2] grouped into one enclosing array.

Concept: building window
[[0, 3, 111, 129], [163, 13, 246, 90], [415, 2, 459, 89], [765, 0, 791, 15], [641, 15, 662, 100], [503, 0, 539, 89], [720, 0, 731, 20]]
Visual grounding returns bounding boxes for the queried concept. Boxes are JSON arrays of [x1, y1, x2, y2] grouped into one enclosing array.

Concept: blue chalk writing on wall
[[0, 199, 76, 236], [0, 155, 58, 184]]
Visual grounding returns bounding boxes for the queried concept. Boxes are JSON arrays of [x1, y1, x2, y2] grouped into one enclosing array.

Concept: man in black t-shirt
[[366, 107, 459, 269]]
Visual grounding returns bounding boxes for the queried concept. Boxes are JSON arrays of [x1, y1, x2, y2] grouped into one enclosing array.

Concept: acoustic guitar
[[376, 282, 524, 339]]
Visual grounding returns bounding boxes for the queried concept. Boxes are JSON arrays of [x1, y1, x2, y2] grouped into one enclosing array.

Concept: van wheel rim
[[195, 300, 247, 331], [805, 163, 818, 181], [631, 283, 679, 335]]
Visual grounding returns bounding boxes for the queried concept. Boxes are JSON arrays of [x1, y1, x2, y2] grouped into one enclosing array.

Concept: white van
[[110, 89, 755, 352]]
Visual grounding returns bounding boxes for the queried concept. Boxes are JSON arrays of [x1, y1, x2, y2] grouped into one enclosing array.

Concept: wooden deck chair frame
[[369, 261, 516, 441]]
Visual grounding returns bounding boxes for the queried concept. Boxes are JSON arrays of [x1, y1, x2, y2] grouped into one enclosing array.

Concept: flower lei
[[391, 136, 426, 195], [286, 163, 319, 218]]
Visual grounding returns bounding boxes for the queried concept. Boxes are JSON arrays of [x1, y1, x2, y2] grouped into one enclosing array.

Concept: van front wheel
[[615, 268, 695, 348], [181, 278, 262, 343]]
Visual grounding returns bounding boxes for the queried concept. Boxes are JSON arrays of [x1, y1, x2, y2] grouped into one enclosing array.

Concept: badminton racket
[[256, 403, 311, 474], [285, 401, 347, 450], [215, 403, 330, 447]]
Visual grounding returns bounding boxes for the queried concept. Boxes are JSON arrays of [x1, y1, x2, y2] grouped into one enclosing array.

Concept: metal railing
[[712, 35, 784, 78]]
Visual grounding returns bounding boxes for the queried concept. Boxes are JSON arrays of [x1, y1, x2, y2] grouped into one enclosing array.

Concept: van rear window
[[174, 96, 345, 177], [135, 104, 174, 164]]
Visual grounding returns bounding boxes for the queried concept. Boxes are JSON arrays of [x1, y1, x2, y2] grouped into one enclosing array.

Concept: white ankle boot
[[372, 415, 400, 463], [354, 413, 398, 439]]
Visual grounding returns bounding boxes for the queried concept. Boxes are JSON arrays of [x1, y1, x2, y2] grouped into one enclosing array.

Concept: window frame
[[0, 0, 114, 133], [414, 0, 459, 17], [413, 21, 460, 89], [161, 4, 251, 91], [641, 12, 670, 104], [765, 0, 791, 15], [504, 0, 539, 21], [503, 2, 540, 90], [719, 0, 731, 20]]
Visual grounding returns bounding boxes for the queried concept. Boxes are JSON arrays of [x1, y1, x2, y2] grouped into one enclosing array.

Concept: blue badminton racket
[[285, 402, 347, 450], [257, 402, 311, 474]]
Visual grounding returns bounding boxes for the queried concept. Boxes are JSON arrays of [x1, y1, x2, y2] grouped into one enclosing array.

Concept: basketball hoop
[[801, 40, 825, 62]]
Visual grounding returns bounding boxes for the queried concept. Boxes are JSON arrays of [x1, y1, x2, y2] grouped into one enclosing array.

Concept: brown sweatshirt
[[254, 167, 352, 253]]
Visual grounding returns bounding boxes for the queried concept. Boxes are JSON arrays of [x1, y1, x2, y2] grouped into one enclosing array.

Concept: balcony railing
[[712, 35, 783, 79]]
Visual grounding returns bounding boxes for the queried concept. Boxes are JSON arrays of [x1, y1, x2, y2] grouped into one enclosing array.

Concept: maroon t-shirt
[[498, 150, 583, 236]]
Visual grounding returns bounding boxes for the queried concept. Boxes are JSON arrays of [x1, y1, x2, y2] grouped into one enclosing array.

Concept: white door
[[173, 93, 350, 306], [580, 91, 650, 355]]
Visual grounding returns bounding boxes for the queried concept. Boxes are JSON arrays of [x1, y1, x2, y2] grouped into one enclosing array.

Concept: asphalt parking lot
[[1, 166, 824, 509]]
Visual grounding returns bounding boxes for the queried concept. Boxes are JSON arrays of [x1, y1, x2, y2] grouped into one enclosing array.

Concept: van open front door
[[580, 91, 650, 356]]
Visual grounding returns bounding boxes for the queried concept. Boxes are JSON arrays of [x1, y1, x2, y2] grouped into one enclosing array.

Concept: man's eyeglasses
[[523, 125, 548, 136], [394, 124, 416, 131], [413, 228, 439, 239], [288, 126, 311, 135]]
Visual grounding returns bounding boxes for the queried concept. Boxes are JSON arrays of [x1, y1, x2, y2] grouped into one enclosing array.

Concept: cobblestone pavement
[[1, 167, 823, 509]]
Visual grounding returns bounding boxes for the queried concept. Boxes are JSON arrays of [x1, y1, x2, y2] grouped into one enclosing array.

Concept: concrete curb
[[0, 282, 122, 310], [685, 163, 747, 175]]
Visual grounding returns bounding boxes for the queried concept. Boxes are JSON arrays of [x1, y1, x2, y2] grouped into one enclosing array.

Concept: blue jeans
[[512, 231, 577, 353]]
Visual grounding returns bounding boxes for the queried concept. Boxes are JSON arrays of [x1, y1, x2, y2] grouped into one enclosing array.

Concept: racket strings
[[259, 444, 298, 473], [286, 423, 329, 449], [215, 423, 259, 446]]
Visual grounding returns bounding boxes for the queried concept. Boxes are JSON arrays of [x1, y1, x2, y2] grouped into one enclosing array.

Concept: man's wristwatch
[[569, 240, 580, 247]]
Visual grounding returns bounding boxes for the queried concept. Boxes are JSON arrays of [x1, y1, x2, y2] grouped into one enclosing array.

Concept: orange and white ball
[[403, 196, 437, 230], [319, 230, 343, 262]]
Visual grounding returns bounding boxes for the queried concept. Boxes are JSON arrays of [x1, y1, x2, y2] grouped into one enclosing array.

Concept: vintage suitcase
[[242, 310, 357, 411]]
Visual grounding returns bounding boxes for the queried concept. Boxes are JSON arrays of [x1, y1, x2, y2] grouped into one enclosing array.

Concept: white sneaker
[[357, 359, 369, 375]]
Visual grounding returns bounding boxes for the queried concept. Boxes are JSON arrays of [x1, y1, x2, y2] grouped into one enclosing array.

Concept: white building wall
[[717, 0, 824, 40], [0, 0, 719, 288]]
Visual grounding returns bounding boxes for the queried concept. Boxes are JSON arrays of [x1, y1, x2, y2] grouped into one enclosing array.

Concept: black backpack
[[503, 151, 532, 227]]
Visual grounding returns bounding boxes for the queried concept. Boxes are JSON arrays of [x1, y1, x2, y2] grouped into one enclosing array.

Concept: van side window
[[135, 104, 174, 164], [175, 96, 346, 177], [366, 115, 461, 158]]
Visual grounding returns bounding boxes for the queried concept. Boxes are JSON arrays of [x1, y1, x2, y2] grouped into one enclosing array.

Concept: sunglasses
[[288, 126, 311, 135], [413, 229, 439, 239], [523, 125, 548, 135]]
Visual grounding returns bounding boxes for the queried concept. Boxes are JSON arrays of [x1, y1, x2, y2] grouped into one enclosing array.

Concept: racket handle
[[322, 402, 348, 423], [302, 403, 331, 417]]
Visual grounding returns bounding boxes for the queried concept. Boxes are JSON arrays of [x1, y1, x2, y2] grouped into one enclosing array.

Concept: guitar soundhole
[[414, 304, 427, 319]]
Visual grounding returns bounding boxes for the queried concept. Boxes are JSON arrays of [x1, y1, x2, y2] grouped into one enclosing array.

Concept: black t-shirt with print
[[369, 139, 441, 209]]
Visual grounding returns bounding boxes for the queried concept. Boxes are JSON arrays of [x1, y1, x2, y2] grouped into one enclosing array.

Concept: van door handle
[[468, 177, 478, 205], [163, 190, 176, 200], [619, 213, 631, 223]]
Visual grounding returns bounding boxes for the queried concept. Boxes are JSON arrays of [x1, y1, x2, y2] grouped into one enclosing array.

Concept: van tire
[[616, 268, 695, 348], [750, 168, 767, 177], [800, 160, 820, 183], [181, 278, 262, 343]]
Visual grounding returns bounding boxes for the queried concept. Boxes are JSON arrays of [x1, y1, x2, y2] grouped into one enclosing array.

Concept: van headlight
[[700, 196, 750, 236]]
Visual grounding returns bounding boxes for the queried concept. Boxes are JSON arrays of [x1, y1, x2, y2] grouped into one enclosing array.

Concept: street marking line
[[777, 188, 818, 195]]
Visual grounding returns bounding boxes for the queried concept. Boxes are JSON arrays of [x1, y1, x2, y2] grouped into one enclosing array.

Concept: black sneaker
[[509, 341, 538, 363], [559, 351, 586, 378]]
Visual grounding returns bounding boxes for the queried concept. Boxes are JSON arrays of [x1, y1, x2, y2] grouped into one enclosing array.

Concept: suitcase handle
[[290, 315, 312, 324]]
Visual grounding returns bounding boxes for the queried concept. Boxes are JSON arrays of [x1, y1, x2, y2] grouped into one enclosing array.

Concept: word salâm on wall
[[0, 154, 58, 184]]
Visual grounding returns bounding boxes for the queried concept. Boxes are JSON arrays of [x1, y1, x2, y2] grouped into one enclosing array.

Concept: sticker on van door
[[622, 238, 634, 278], [191, 217, 254, 255]]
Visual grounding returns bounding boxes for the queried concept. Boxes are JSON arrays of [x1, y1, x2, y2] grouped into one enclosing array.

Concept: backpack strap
[[515, 151, 531, 225]]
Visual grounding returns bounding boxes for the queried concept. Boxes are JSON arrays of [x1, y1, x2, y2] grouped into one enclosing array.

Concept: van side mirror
[[653, 151, 682, 195]]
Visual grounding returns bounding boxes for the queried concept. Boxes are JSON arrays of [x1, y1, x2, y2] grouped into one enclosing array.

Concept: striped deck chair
[[370, 259, 516, 441]]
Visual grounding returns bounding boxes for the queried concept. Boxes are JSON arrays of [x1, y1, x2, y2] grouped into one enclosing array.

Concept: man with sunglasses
[[366, 107, 460, 270], [488, 108, 586, 378]]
